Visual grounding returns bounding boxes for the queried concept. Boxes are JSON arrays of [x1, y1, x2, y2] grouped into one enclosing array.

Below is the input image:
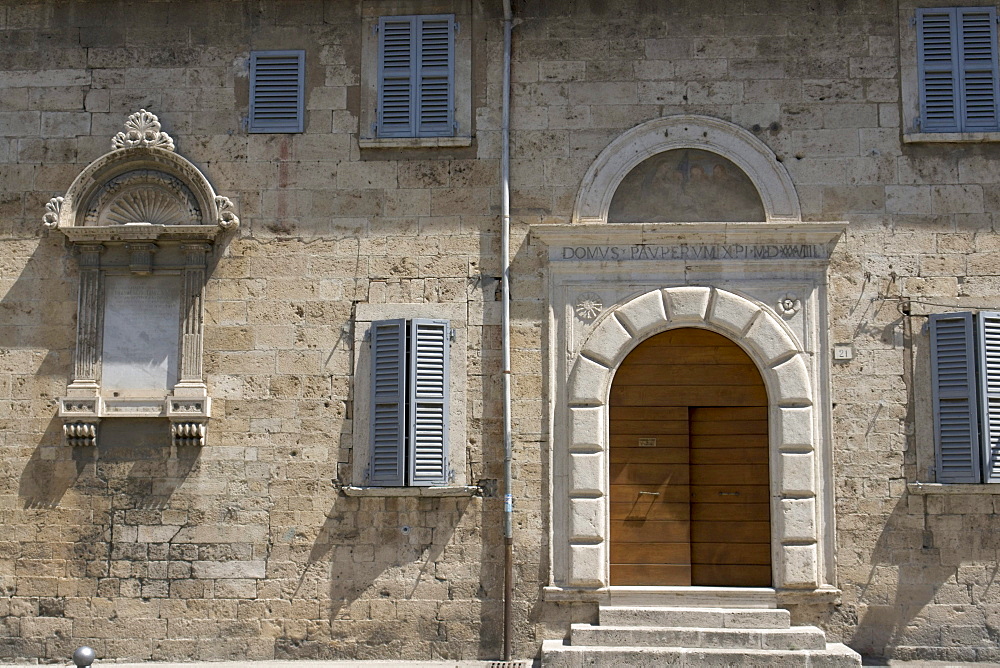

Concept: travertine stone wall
[[2, 0, 1000, 663]]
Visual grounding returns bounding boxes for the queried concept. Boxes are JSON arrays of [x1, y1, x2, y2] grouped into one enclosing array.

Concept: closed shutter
[[370, 319, 407, 486], [930, 312, 981, 483], [416, 15, 455, 137], [918, 9, 961, 131], [979, 312, 1000, 482], [377, 14, 455, 138], [378, 16, 416, 137], [249, 51, 305, 133], [958, 7, 1000, 131], [408, 319, 450, 485]]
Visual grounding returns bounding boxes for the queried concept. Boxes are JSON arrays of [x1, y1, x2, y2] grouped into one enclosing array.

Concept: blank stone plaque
[[102, 274, 181, 393]]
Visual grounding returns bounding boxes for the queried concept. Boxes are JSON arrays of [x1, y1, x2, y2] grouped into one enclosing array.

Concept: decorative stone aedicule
[[47, 110, 238, 447]]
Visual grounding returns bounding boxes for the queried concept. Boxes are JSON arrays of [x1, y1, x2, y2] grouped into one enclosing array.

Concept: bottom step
[[540, 639, 862, 667]]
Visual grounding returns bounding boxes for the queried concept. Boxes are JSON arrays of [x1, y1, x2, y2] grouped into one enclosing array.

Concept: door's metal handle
[[719, 491, 740, 496], [638, 491, 660, 497]]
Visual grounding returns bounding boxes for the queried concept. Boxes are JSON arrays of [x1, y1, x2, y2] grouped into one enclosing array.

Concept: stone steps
[[540, 603, 862, 667], [570, 622, 828, 650], [541, 639, 863, 667], [599, 605, 791, 628]]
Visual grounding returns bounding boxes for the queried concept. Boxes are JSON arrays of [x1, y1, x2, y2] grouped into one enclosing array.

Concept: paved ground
[[0, 662, 534, 668], [0, 662, 532, 668], [5, 658, 1000, 667]]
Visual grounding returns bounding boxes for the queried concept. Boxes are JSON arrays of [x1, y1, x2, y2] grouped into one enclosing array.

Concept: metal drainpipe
[[500, 0, 514, 662]]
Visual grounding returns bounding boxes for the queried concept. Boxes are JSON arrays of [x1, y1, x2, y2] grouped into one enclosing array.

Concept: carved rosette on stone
[[48, 110, 238, 447]]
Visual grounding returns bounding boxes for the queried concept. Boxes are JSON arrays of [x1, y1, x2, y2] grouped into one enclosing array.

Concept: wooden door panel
[[691, 521, 771, 543], [610, 444, 690, 463], [613, 364, 763, 386], [690, 447, 769, 464], [690, 485, 771, 503], [611, 501, 690, 521], [610, 328, 771, 587], [691, 464, 769, 485], [612, 564, 692, 586], [692, 543, 771, 565], [610, 463, 690, 485], [611, 520, 691, 543], [611, 385, 768, 406], [690, 406, 768, 424], [611, 406, 689, 421], [689, 435, 768, 450], [692, 502, 770, 521], [610, 484, 689, 503], [692, 564, 771, 587], [611, 542, 691, 564]]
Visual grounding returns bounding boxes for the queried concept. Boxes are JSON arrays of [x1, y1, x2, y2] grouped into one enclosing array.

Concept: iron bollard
[[72, 646, 95, 667]]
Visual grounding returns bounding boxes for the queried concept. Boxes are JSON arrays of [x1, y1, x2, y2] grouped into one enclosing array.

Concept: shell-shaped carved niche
[[84, 169, 202, 227]]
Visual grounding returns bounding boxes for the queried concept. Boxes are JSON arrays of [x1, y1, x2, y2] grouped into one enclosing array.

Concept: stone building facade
[[1, 0, 1000, 663]]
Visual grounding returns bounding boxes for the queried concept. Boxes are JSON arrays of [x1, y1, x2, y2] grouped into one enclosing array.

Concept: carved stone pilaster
[[72, 244, 105, 388], [178, 243, 209, 387]]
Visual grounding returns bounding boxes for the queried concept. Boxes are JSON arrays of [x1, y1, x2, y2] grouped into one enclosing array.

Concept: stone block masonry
[[0, 0, 997, 663]]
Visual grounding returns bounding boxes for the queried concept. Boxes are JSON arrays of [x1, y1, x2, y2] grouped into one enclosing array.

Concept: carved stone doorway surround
[[535, 115, 847, 607]]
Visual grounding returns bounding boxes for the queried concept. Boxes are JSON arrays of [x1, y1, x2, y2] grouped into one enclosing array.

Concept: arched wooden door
[[609, 328, 771, 587]]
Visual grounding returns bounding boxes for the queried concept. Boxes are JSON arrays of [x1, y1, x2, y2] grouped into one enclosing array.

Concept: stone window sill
[[903, 131, 1000, 144], [908, 482, 1000, 495], [358, 136, 473, 149], [342, 485, 480, 497]]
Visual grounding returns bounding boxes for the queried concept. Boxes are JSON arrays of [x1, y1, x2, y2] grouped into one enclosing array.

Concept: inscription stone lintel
[[531, 222, 848, 264]]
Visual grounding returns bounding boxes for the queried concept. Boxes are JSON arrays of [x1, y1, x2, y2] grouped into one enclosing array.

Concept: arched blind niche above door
[[608, 149, 766, 223]]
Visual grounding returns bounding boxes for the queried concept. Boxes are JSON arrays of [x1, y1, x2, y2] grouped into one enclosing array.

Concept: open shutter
[[249, 51, 305, 133], [370, 319, 407, 486], [930, 312, 981, 483], [979, 312, 1000, 482], [408, 319, 450, 485], [918, 9, 961, 132], [378, 16, 417, 137], [958, 7, 1000, 131], [416, 15, 455, 137]]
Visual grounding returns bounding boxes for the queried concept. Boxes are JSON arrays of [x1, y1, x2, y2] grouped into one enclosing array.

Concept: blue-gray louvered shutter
[[918, 9, 961, 131], [929, 312, 981, 483], [249, 50, 305, 133], [378, 16, 416, 137], [416, 15, 455, 137], [978, 312, 1000, 482], [957, 7, 1000, 131], [408, 319, 449, 485], [370, 319, 406, 486]]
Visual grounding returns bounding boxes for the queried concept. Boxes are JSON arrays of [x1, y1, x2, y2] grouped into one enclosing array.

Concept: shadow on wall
[[849, 490, 1000, 659], [283, 489, 475, 660]]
